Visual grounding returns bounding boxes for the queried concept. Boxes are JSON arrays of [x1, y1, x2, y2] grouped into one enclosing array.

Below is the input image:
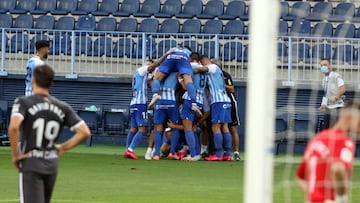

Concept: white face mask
[[320, 66, 329, 74]]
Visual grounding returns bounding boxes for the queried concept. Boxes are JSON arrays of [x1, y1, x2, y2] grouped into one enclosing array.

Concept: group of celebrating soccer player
[[124, 47, 241, 161]]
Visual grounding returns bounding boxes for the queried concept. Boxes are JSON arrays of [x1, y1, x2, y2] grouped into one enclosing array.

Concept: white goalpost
[[244, 1, 279, 203]]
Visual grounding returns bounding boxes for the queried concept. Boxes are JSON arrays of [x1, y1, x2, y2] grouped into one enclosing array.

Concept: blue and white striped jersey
[[130, 66, 149, 105], [182, 62, 207, 104], [160, 72, 178, 101], [25, 56, 45, 96], [172, 47, 192, 57], [207, 64, 231, 104]]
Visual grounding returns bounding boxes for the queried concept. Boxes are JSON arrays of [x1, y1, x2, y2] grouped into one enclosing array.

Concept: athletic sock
[[201, 144, 208, 154], [213, 133, 223, 158], [186, 83, 197, 104], [184, 130, 196, 157], [154, 130, 163, 156], [152, 79, 161, 94], [194, 133, 200, 155], [223, 132, 232, 156], [170, 129, 180, 154], [126, 131, 135, 149], [145, 147, 152, 155], [129, 131, 144, 151]]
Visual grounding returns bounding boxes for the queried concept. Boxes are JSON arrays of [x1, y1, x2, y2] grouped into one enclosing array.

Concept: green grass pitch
[[0, 145, 359, 203]]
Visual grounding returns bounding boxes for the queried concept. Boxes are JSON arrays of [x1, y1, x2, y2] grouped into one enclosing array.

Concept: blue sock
[[126, 131, 135, 148], [214, 133, 223, 157], [184, 130, 196, 157], [154, 130, 163, 156], [170, 129, 180, 154], [223, 132, 232, 156], [152, 79, 161, 95], [129, 131, 144, 151], [186, 83, 197, 104], [194, 132, 200, 155]]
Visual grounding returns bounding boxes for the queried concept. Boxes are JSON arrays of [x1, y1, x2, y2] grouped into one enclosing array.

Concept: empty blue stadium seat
[[11, 0, 36, 14], [219, 1, 246, 20], [117, 18, 137, 33], [138, 19, 158, 33], [202, 20, 222, 35], [278, 21, 288, 36], [74, 35, 92, 55], [293, 113, 316, 142], [159, 19, 180, 34], [312, 44, 332, 60], [78, 105, 102, 134], [240, 4, 250, 21], [0, 13, 12, 28], [28, 34, 48, 53], [72, 0, 97, 15], [283, 2, 311, 21], [50, 32, 71, 55], [312, 22, 333, 38], [223, 20, 244, 36], [329, 2, 355, 22], [180, 40, 198, 52], [31, 0, 56, 14], [0, 0, 15, 13], [154, 0, 181, 18], [55, 16, 75, 30], [112, 37, 134, 57], [113, 0, 139, 17], [133, 0, 160, 17], [132, 37, 156, 58], [334, 23, 355, 38], [290, 43, 310, 62], [221, 41, 243, 62], [92, 0, 118, 16], [351, 6, 360, 23], [180, 19, 201, 35], [13, 14, 33, 29], [332, 44, 354, 63], [289, 19, 311, 37], [157, 39, 177, 57], [0, 32, 9, 52], [280, 2, 289, 19], [92, 37, 113, 56], [306, 2, 332, 21], [242, 46, 248, 62], [103, 106, 129, 135], [51, 0, 77, 15], [277, 42, 287, 60], [200, 41, 218, 59], [9, 33, 29, 52], [75, 15, 96, 31], [34, 15, 55, 30], [175, 0, 202, 19], [96, 17, 116, 32], [197, 0, 224, 19]]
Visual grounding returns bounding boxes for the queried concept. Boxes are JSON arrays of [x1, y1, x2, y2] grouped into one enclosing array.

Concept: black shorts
[[20, 171, 57, 203], [228, 94, 240, 126]]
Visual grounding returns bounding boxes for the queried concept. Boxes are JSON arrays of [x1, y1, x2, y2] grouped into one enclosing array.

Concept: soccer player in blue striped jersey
[[25, 40, 50, 96], [125, 51, 173, 160], [148, 47, 202, 117], [152, 70, 181, 160], [178, 52, 206, 161], [195, 55, 232, 161]]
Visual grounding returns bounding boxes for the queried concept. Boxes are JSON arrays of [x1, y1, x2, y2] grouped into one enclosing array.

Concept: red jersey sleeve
[[297, 159, 307, 179], [333, 138, 355, 170]]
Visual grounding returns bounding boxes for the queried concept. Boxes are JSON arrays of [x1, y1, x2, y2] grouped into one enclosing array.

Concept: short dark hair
[[320, 58, 330, 63], [199, 55, 209, 61], [146, 58, 154, 63], [33, 64, 54, 88], [190, 52, 200, 62], [35, 40, 50, 51]]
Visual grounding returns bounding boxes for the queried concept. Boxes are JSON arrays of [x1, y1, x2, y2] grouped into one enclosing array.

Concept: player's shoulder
[[49, 96, 72, 110]]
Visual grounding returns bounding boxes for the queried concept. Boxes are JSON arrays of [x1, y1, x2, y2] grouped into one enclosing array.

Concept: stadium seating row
[[2, 0, 360, 23], [3, 13, 360, 39]]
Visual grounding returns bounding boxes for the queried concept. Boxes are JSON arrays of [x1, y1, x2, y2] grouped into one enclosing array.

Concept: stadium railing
[[1, 28, 360, 85]]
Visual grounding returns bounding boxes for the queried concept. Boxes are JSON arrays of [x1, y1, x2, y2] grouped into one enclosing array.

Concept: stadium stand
[[219, 0, 246, 20], [72, 0, 98, 15], [31, 0, 56, 15], [159, 19, 180, 34], [138, 18, 158, 33], [180, 40, 199, 52], [92, 0, 118, 16], [221, 41, 243, 62], [112, 37, 134, 58], [312, 44, 332, 61], [11, 0, 36, 14], [28, 34, 49, 53], [154, 0, 181, 18], [197, 0, 224, 19], [103, 106, 129, 135], [334, 23, 356, 38], [51, 0, 77, 15], [96, 17, 117, 32], [274, 113, 288, 154], [157, 39, 177, 56], [289, 18, 311, 37], [0, 13, 13, 28], [92, 36, 113, 56], [277, 42, 288, 61], [332, 44, 355, 64], [175, 0, 202, 19], [305, 2, 332, 21], [75, 15, 96, 32], [117, 18, 137, 32], [0, 0, 15, 14], [202, 20, 223, 35], [13, 14, 33, 29], [282, 2, 311, 21], [9, 33, 29, 53], [223, 20, 245, 36], [180, 19, 201, 35], [34, 15, 55, 30], [328, 2, 355, 22], [289, 43, 310, 63], [54, 16, 75, 30], [113, 0, 139, 17], [280, 2, 289, 19], [74, 35, 92, 55], [200, 40, 218, 59], [311, 22, 333, 38], [278, 21, 288, 36], [132, 37, 156, 58], [133, 0, 160, 17]]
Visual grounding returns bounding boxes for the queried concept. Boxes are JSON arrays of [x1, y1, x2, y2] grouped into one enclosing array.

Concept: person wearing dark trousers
[[318, 58, 346, 130]]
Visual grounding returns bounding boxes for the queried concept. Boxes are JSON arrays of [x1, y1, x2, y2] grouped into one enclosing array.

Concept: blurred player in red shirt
[[296, 101, 360, 203]]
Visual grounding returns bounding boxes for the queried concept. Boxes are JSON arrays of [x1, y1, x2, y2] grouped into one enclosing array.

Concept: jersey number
[[199, 74, 206, 88], [33, 118, 60, 148]]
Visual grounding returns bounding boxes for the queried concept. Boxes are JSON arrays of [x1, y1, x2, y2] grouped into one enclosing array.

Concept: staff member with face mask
[[319, 58, 346, 130]]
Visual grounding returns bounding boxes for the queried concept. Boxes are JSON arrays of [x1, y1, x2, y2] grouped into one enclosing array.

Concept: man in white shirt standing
[[319, 58, 346, 129], [25, 40, 50, 96]]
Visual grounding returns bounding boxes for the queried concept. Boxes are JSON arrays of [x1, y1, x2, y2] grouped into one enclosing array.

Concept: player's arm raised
[[193, 66, 209, 74]]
